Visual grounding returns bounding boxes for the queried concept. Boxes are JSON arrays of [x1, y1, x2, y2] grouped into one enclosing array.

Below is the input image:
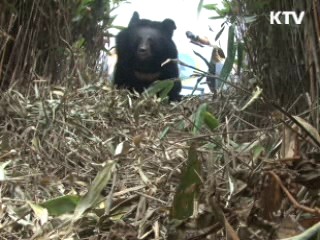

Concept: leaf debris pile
[[0, 84, 319, 239]]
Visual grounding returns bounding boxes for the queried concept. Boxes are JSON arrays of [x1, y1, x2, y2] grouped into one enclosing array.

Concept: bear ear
[[128, 12, 140, 27], [161, 19, 176, 38]]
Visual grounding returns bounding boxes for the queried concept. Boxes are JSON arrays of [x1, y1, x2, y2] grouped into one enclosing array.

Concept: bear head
[[122, 12, 177, 73], [114, 12, 181, 101]]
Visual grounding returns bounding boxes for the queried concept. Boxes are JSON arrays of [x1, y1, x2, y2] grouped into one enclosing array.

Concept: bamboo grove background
[[0, 0, 124, 90], [1, 0, 319, 118]]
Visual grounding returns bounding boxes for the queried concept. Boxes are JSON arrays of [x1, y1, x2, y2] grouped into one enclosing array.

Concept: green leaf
[[203, 4, 218, 11], [143, 80, 174, 100], [215, 26, 225, 41], [203, 112, 219, 131], [73, 161, 115, 221], [215, 9, 229, 17], [209, 16, 226, 20], [193, 103, 208, 134], [159, 126, 170, 140], [226, 25, 235, 57], [252, 145, 265, 162], [170, 144, 202, 220], [193, 103, 219, 133], [220, 25, 236, 82], [197, 0, 204, 16], [40, 195, 80, 216]]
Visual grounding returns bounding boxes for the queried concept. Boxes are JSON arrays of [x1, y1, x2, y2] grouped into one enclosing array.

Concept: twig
[[268, 171, 320, 216]]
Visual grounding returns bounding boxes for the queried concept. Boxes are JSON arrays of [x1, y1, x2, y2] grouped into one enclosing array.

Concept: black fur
[[114, 12, 181, 101]]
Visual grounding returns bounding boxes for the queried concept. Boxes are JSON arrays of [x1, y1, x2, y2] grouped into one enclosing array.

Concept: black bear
[[113, 12, 181, 101]]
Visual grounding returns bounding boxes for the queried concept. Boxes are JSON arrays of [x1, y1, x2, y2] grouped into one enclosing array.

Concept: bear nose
[[138, 47, 147, 54], [138, 38, 150, 53], [137, 41, 150, 59]]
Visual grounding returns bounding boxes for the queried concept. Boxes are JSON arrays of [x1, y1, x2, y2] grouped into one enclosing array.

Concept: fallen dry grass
[[0, 81, 319, 239]]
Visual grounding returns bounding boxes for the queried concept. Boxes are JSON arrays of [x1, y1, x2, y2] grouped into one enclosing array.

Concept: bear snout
[[136, 42, 152, 60]]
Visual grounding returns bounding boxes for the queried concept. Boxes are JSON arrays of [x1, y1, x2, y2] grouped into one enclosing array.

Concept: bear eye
[[148, 37, 157, 48], [133, 36, 143, 47], [147, 37, 153, 44]]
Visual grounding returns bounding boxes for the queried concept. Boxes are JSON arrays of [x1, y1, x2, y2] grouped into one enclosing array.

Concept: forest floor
[[0, 81, 319, 239]]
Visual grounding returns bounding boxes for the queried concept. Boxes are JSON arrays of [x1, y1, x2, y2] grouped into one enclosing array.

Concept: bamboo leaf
[[220, 25, 236, 81], [209, 16, 226, 20], [293, 116, 320, 144], [203, 111, 219, 131], [73, 161, 115, 221], [197, 0, 204, 16], [170, 144, 202, 220], [203, 4, 218, 11], [215, 26, 225, 41], [226, 25, 235, 57], [240, 86, 262, 111], [144, 80, 174, 100], [40, 195, 81, 216], [159, 126, 170, 140], [193, 103, 208, 134]]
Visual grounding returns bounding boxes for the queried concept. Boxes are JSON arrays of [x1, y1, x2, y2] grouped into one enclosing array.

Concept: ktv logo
[[270, 11, 305, 25]]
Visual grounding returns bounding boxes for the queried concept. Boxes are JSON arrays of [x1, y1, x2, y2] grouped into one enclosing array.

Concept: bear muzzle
[[136, 41, 152, 60]]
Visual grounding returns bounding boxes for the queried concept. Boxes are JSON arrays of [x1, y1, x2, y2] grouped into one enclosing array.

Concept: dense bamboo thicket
[[241, 0, 320, 125], [0, 0, 119, 90]]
